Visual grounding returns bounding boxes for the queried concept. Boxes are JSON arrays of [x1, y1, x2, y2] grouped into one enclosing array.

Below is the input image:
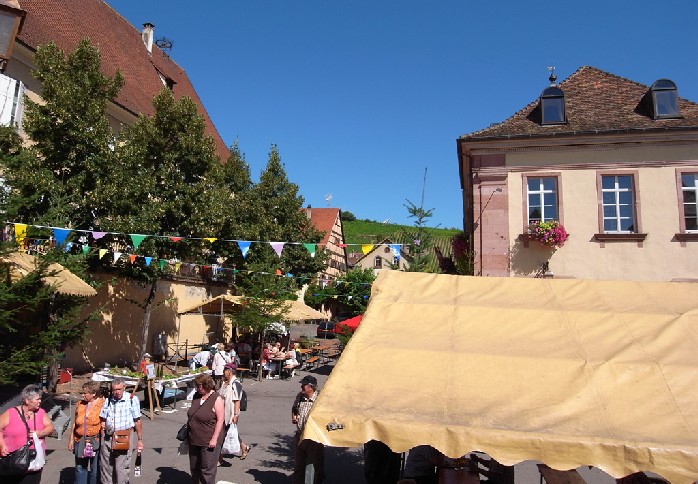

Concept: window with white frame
[[526, 177, 558, 223], [0, 73, 25, 128], [681, 173, 698, 232], [601, 175, 636, 233]]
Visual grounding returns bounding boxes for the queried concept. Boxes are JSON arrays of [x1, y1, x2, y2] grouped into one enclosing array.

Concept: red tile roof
[[462, 66, 698, 141], [17, 0, 229, 160], [306, 208, 341, 246]]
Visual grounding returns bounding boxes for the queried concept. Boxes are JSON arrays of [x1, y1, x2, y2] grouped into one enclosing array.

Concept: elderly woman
[[0, 384, 54, 484], [188, 373, 225, 484], [68, 381, 104, 484]]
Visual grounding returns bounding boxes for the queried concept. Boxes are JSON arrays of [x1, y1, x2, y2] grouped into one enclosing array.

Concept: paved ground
[[43, 359, 366, 484]]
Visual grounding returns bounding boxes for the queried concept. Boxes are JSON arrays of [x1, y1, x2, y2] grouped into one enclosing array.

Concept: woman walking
[[218, 363, 250, 465], [187, 373, 225, 483], [68, 381, 104, 484], [0, 384, 54, 484]]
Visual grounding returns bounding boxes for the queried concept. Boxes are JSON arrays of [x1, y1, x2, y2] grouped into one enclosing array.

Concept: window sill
[[674, 233, 698, 242], [593, 233, 647, 242]]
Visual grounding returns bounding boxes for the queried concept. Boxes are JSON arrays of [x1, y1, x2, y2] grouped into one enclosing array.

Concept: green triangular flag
[[130, 234, 147, 249], [82, 245, 90, 254], [303, 243, 316, 257], [159, 259, 166, 270]]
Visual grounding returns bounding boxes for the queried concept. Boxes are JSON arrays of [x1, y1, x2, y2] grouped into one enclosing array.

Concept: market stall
[[303, 271, 698, 483]]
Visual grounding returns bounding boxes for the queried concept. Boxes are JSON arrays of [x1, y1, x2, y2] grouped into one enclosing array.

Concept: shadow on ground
[[156, 465, 192, 483], [246, 468, 290, 484]]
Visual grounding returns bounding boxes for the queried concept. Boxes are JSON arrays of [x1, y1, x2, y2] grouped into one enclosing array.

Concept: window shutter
[[0, 73, 17, 126]]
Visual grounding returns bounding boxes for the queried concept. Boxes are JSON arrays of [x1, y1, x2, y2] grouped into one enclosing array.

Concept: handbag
[[108, 394, 134, 451], [112, 429, 132, 451], [75, 403, 99, 458], [0, 408, 37, 475], [176, 423, 188, 441], [176, 395, 205, 441]]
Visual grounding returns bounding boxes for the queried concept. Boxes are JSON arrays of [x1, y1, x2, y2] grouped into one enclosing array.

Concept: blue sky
[[105, 0, 698, 229]]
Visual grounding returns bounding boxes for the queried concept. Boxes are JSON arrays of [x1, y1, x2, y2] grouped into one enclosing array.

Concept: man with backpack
[[218, 363, 251, 463]]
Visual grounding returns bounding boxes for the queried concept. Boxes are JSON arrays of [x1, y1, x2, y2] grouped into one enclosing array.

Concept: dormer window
[[648, 79, 680, 119], [540, 86, 566, 125]]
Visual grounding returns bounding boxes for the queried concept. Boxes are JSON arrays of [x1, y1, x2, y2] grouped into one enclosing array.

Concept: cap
[[142, 353, 152, 359], [300, 375, 317, 387], [224, 363, 237, 370]]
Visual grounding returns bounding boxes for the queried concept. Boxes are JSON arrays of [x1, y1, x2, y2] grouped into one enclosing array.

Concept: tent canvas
[[303, 271, 698, 483], [177, 294, 245, 315], [3, 252, 97, 297], [279, 299, 329, 321]]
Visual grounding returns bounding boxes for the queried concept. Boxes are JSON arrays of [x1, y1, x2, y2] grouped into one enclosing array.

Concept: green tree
[[398, 199, 437, 273], [334, 268, 374, 315], [6, 40, 123, 229], [0, 242, 97, 389], [243, 145, 326, 286], [95, 88, 225, 356]]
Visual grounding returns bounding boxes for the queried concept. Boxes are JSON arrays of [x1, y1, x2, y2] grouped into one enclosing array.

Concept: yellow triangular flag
[[99, 249, 107, 259], [361, 244, 374, 255], [204, 237, 217, 243]]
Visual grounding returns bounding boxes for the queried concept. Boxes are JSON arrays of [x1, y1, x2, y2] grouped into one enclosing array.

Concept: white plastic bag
[[28, 431, 45, 471], [222, 424, 241, 456]]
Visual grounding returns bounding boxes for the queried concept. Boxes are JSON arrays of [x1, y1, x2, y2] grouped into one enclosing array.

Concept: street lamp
[[0, 0, 26, 72]]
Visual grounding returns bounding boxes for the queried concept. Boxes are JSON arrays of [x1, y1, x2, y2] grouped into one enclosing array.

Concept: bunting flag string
[[4, 221, 410, 251]]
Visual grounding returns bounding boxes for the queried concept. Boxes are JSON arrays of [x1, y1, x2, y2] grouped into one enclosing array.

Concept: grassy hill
[[342, 219, 462, 272]]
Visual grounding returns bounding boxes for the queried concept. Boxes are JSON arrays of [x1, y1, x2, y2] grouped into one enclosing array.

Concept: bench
[[304, 356, 320, 369], [236, 367, 250, 382]]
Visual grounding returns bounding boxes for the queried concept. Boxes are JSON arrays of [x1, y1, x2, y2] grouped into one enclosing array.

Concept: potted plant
[[526, 221, 568, 248]]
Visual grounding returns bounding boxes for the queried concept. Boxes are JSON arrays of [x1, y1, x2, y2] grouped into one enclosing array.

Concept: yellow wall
[[63, 275, 235, 371], [505, 145, 698, 281]]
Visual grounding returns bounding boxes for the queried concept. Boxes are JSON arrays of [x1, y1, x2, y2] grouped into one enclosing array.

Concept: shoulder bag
[[0, 408, 37, 475], [176, 395, 206, 441], [110, 395, 134, 452]]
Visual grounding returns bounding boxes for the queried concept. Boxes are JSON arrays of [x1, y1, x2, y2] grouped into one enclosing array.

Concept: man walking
[[99, 377, 144, 483], [291, 375, 324, 484]]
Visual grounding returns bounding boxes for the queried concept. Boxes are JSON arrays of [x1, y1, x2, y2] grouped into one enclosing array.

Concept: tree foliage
[[0, 243, 98, 386], [7, 40, 123, 229], [398, 199, 437, 273]]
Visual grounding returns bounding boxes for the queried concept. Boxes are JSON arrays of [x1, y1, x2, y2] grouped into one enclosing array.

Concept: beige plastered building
[[458, 66, 698, 281]]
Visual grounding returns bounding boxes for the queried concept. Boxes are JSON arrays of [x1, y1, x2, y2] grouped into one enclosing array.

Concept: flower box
[[525, 221, 568, 248]]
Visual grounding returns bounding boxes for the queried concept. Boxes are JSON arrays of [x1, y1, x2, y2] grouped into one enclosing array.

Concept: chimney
[[142, 23, 154, 53]]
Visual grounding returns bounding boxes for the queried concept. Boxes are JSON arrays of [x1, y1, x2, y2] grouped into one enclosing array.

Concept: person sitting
[[236, 340, 252, 367], [262, 343, 276, 380], [282, 343, 300, 379]]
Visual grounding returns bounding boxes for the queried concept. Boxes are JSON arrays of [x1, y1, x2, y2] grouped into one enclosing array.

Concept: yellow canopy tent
[[2, 252, 97, 297], [303, 271, 698, 483], [278, 298, 329, 321], [177, 294, 245, 316]]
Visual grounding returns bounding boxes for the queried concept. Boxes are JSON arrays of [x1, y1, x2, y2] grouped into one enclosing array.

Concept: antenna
[[155, 37, 174, 56], [420, 167, 428, 210], [324, 193, 333, 206]]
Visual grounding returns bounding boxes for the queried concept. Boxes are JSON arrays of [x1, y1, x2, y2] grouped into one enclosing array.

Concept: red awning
[[338, 315, 362, 331]]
